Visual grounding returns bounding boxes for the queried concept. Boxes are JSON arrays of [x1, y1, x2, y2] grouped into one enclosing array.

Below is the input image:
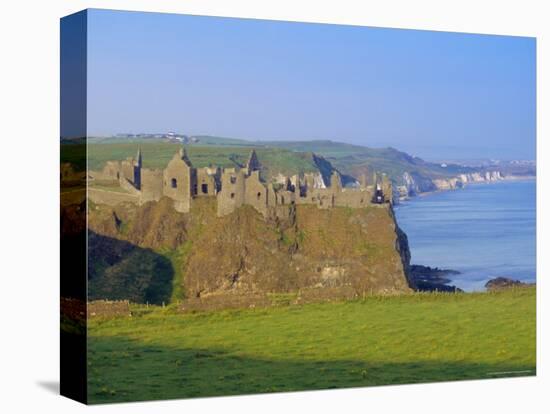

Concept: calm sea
[[394, 179, 536, 291]]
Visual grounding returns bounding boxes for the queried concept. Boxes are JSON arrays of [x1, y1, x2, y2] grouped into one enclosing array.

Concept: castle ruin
[[88, 148, 392, 217]]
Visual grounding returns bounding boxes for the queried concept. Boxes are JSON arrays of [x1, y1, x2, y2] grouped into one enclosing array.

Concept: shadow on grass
[[88, 231, 174, 305], [87, 336, 535, 404]]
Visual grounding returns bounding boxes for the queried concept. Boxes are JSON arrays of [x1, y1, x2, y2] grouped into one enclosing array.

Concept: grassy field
[[87, 287, 536, 403], [87, 142, 322, 179]]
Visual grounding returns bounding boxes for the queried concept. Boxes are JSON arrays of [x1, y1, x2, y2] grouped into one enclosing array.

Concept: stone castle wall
[[217, 169, 246, 216], [119, 177, 140, 195], [196, 168, 219, 197], [89, 188, 140, 206], [162, 152, 193, 213], [140, 169, 164, 202], [120, 159, 135, 182], [243, 171, 270, 216], [88, 147, 393, 216]]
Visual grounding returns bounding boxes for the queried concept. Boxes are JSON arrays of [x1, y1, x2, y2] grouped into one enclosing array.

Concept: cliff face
[[397, 170, 513, 199], [401, 172, 438, 196], [432, 171, 513, 192], [87, 197, 412, 305]]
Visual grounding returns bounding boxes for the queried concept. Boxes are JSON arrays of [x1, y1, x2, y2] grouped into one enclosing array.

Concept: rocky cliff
[[87, 197, 412, 307], [396, 170, 525, 200]]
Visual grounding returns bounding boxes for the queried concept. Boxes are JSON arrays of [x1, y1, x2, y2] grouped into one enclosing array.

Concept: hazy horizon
[[64, 9, 536, 161], [84, 132, 535, 163]]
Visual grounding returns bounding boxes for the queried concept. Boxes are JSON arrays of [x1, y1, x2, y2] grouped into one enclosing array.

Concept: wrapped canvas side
[[60, 10, 87, 404]]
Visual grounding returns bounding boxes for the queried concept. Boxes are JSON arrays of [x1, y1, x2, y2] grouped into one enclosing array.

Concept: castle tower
[[381, 174, 392, 204], [245, 149, 261, 176], [330, 171, 342, 191], [179, 146, 192, 167], [136, 146, 142, 168], [163, 147, 195, 212], [217, 169, 246, 216], [133, 146, 142, 190]]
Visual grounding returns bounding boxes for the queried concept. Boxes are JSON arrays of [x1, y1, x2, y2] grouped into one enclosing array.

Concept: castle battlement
[[88, 147, 392, 216]]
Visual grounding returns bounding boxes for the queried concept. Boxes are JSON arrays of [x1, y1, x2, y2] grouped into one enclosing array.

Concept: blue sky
[[84, 9, 536, 160]]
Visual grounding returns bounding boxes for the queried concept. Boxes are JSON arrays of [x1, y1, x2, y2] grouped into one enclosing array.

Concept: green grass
[[87, 142, 320, 180], [161, 241, 193, 304], [258, 140, 477, 181], [87, 287, 536, 403]]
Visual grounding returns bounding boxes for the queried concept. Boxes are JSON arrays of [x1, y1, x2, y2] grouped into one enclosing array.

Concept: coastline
[[394, 178, 536, 292], [396, 174, 536, 203]]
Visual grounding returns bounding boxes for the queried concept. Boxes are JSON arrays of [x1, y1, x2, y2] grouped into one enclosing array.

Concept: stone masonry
[[88, 147, 393, 216]]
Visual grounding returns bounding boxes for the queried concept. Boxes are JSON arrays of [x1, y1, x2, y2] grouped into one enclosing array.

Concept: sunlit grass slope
[[87, 142, 321, 179], [87, 287, 535, 403]]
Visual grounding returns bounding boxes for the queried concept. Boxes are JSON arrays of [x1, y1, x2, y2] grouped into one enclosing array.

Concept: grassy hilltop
[[191, 136, 534, 180], [88, 287, 536, 403], [260, 139, 474, 181], [87, 141, 327, 182]]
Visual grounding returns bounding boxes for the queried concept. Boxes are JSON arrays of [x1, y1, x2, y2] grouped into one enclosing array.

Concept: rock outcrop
[[401, 172, 437, 196], [87, 197, 412, 307], [485, 277, 534, 291], [409, 265, 462, 292], [397, 170, 509, 200]]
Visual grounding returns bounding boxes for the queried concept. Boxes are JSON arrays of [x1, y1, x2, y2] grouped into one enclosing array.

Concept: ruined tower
[[217, 169, 247, 216], [381, 174, 393, 204], [330, 171, 342, 192], [245, 149, 261, 175], [163, 147, 194, 213], [133, 146, 142, 190]]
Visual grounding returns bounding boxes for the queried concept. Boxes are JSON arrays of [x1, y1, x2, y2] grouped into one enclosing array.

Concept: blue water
[[394, 180, 536, 291]]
